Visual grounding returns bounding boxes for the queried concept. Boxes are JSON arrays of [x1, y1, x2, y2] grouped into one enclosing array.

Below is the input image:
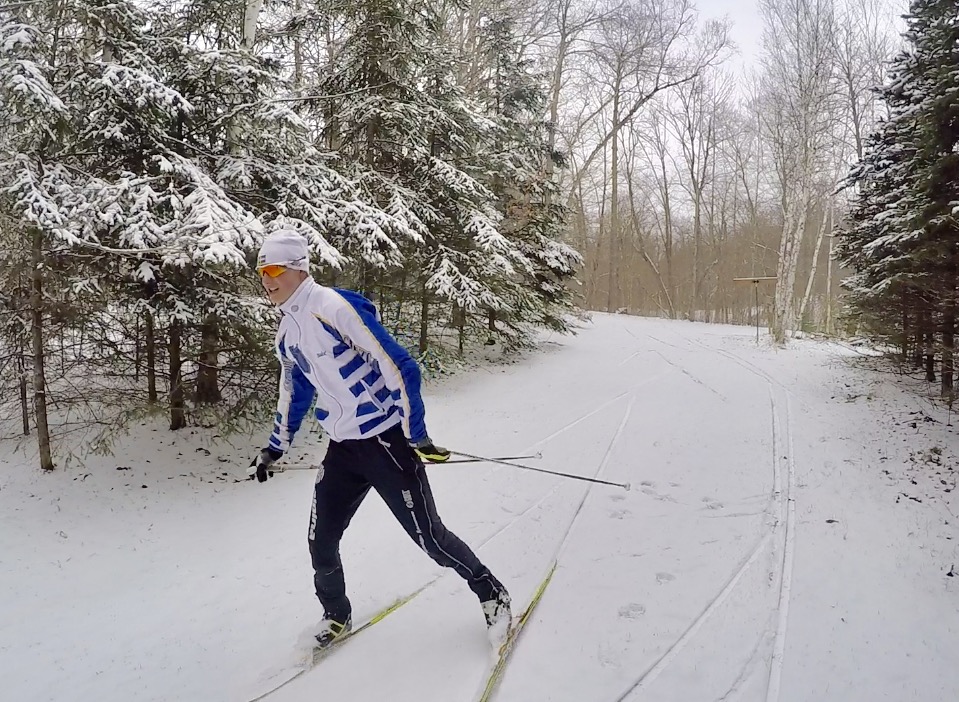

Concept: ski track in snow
[[472, 397, 638, 702], [522, 368, 673, 453], [451, 366, 672, 586], [692, 339, 799, 702], [609, 329, 799, 702], [453, 360, 673, 701]]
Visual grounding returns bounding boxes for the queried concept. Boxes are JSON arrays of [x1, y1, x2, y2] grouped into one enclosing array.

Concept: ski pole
[[268, 453, 542, 472], [450, 450, 631, 491], [446, 452, 541, 464]]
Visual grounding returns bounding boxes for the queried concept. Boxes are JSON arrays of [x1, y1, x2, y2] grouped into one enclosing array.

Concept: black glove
[[248, 448, 283, 482], [411, 438, 451, 463]]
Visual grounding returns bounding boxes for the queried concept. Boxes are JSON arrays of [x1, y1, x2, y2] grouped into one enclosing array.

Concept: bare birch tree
[[759, 0, 840, 343], [634, 101, 680, 316], [669, 71, 732, 315]]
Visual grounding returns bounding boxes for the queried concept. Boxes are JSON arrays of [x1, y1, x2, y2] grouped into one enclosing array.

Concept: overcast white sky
[[699, 0, 765, 76], [697, 0, 909, 82]]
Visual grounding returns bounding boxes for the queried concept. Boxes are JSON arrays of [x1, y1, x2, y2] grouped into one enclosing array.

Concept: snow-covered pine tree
[[297, 0, 529, 359], [835, 82, 924, 351], [414, 24, 523, 355], [0, 16, 36, 442], [470, 10, 582, 350], [838, 0, 959, 396], [0, 0, 278, 439], [910, 0, 959, 396], [0, 5, 116, 468]]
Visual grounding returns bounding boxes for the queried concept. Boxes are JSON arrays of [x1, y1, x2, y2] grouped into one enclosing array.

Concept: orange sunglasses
[[256, 264, 288, 278]]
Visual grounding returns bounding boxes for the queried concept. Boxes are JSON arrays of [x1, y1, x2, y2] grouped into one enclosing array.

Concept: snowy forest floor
[[2, 314, 958, 702]]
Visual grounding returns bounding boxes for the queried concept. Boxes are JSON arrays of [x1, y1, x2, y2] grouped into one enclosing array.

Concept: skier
[[248, 230, 512, 648]]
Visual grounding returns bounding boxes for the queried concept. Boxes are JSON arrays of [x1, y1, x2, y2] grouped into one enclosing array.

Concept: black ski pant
[[308, 424, 502, 621]]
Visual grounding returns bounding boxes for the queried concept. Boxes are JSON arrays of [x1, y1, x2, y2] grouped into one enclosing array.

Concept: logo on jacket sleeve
[[290, 345, 313, 375]]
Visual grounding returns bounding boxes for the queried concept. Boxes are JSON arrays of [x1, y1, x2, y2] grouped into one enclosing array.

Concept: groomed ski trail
[[608, 330, 798, 702], [474, 396, 637, 702], [705, 344, 798, 702]]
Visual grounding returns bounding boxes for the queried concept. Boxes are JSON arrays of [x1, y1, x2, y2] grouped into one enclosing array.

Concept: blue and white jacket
[[266, 278, 428, 450]]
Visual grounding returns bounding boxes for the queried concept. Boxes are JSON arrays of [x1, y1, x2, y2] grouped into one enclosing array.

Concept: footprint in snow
[[642, 485, 677, 503], [656, 572, 676, 584], [609, 509, 631, 519], [618, 603, 646, 619], [609, 493, 626, 502], [701, 496, 724, 510]]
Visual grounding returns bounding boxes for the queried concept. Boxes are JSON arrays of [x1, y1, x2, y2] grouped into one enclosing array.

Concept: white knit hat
[[257, 230, 310, 272]]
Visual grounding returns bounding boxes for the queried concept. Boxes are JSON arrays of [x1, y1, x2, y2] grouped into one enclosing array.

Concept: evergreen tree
[[471, 10, 582, 349], [298, 0, 527, 358], [839, 0, 959, 396]]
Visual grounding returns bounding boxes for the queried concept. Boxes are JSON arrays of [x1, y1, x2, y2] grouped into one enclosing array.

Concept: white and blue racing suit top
[[266, 278, 429, 450]]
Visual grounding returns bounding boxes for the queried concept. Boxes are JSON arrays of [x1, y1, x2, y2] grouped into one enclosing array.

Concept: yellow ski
[[477, 561, 558, 702], [247, 584, 430, 702]]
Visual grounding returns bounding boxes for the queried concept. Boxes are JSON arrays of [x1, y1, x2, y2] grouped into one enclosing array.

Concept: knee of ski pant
[[418, 525, 456, 564], [308, 531, 339, 566]]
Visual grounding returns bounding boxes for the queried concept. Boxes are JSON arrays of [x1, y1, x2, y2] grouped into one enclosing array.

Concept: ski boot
[[315, 615, 352, 649]]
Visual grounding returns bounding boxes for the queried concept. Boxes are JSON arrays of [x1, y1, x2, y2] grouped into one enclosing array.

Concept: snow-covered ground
[[2, 314, 958, 702]]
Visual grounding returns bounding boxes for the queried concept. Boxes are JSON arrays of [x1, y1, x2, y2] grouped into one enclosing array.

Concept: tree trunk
[[418, 279, 429, 356], [626, 172, 674, 318], [145, 309, 157, 403], [196, 315, 221, 404], [241, 0, 264, 49], [389, 267, 408, 333], [607, 72, 622, 313], [942, 259, 956, 399], [924, 306, 936, 382], [797, 199, 832, 329], [134, 316, 141, 382], [30, 227, 53, 470], [169, 318, 186, 430], [19, 339, 29, 436], [656, 136, 676, 315], [913, 317, 923, 370], [901, 289, 910, 362], [545, 30, 569, 202], [59, 326, 65, 375], [359, 262, 374, 300], [293, 0, 303, 86], [826, 232, 834, 335], [772, 191, 807, 343], [692, 186, 702, 316]]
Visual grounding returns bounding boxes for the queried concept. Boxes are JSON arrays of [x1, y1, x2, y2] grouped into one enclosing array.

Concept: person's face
[[258, 265, 305, 305]]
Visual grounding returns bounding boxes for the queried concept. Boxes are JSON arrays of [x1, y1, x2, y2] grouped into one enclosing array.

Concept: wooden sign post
[[733, 276, 778, 344]]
